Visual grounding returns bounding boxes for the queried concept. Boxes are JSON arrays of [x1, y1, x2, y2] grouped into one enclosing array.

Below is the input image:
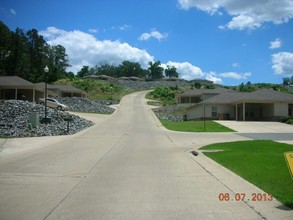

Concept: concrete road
[[0, 91, 292, 220]]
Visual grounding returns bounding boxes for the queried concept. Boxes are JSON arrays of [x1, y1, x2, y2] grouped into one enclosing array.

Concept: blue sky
[[1, 0, 292, 85]]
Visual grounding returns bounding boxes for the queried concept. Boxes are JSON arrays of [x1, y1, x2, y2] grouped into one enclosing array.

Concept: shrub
[[286, 119, 293, 124], [281, 117, 290, 123], [150, 87, 176, 104]]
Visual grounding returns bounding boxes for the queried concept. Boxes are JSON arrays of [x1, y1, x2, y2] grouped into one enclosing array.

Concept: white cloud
[[232, 63, 240, 68], [88, 28, 98, 33], [269, 38, 282, 49], [163, 61, 204, 80], [112, 24, 132, 31], [272, 52, 293, 76], [10, 8, 16, 15], [205, 72, 223, 84], [178, 0, 293, 30], [139, 29, 168, 41], [220, 72, 251, 80], [223, 14, 262, 30], [162, 61, 251, 83], [40, 27, 154, 73]]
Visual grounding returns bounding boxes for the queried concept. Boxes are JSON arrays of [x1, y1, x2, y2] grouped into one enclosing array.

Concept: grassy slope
[[200, 140, 293, 208], [54, 78, 134, 100]]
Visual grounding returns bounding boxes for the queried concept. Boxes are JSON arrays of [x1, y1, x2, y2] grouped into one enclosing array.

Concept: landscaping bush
[[281, 116, 290, 123], [286, 119, 293, 124], [150, 87, 176, 104], [281, 117, 293, 124]]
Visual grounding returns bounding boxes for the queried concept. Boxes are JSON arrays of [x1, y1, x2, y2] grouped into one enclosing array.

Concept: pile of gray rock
[[154, 112, 184, 122], [0, 100, 94, 138], [55, 97, 115, 114]]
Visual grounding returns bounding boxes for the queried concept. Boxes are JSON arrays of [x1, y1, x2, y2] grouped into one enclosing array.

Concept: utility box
[[29, 112, 39, 128]]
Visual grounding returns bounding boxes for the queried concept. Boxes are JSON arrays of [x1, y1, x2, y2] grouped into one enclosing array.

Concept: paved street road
[[0, 91, 291, 220]]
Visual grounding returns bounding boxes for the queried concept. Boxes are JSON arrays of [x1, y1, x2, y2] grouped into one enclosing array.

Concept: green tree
[[77, 66, 90, 78], [95, 64, 118, 77], [147, 61, 164, 80], [0, 22, 71, 83], [0, 21, 13, 75], [239, 82, 255, 92], [194, 82, 201, 89], [283, 77, 293, 85], [117, 61, 146, 77], [164, 65, 178, 78], [27, 29, 50, 82], [47, 45, 70, 82], [239, 82, 245, 91], [11, 28, 31, 80]]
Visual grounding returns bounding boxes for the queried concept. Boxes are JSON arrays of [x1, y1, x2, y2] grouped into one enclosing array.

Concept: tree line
[[77, 61, 179, 80], [0, 21, 71, 83], [283, 76, 293, 86]]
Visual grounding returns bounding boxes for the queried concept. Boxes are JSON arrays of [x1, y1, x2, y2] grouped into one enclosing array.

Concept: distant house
[[186, 89, 293, 121], [177, 87, 235, 104], [190, 78, 213, 85], [0, 76, 86, 103], [161, 77, 185, 82], [35, 83, 86, 98], [83, 75, 99, 79], [119, 76, 144, 81], [96, 75, 116, 81], [0, 76, 54, 103], [83, 75, 116, 81]]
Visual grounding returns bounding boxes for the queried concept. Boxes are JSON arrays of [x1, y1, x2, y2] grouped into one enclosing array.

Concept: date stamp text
[[218, 193, 273, 202]]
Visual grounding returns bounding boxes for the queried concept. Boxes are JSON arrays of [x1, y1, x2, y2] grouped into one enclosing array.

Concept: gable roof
[[35, 83, 85, 93], [180, 87, 235, 97], [0, 76, 35, 87], [200, 89, 293, 104]]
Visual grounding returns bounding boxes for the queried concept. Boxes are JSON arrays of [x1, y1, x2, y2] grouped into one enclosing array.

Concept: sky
[[0, 0, 292, 85]]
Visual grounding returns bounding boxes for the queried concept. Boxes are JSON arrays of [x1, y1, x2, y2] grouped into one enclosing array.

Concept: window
[[211, 106, 217, 117]]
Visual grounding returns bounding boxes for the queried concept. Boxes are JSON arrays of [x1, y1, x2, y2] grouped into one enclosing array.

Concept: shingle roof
[[180, 87, 235, 97], [36, 83, 85, 93], [0, 76, 35, 87], [200, 89, 293, 104]]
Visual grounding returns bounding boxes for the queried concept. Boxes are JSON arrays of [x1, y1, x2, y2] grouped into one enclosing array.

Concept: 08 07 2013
[[218, 193, 273, 202]]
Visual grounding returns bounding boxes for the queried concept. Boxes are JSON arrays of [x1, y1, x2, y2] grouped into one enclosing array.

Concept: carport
[[235, 102, 275, 121], [232, 89, 293, 121], [0, 76, 56, 103], [190, 89, 293, 122]]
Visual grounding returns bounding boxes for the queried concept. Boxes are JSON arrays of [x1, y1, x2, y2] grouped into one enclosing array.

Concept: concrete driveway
[[0, 91, 292, 220], [216, 120, 293, 144], [217, 120, 293, 133]]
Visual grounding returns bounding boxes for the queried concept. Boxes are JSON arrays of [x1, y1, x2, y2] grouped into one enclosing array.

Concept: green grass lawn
[[160, 119, 235, 132], [199, 140, 293, 208]]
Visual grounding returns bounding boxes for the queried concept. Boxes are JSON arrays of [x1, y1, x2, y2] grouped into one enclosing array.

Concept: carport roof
[[0, 76, 35, 87], [180, 87, 235, 97], [36, 83, 85, 94], [200, 89, 293, 104]]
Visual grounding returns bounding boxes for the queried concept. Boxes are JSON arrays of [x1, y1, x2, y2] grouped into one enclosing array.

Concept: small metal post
[[203, 105, 206, 132]]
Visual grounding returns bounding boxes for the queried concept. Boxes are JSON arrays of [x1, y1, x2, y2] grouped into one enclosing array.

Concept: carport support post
[[203, 104, 206, 132], [243, 102, 246, 121], [32, 89, 35, 103], [236, 104, 238, 121], [15, 88, 18, 100]]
